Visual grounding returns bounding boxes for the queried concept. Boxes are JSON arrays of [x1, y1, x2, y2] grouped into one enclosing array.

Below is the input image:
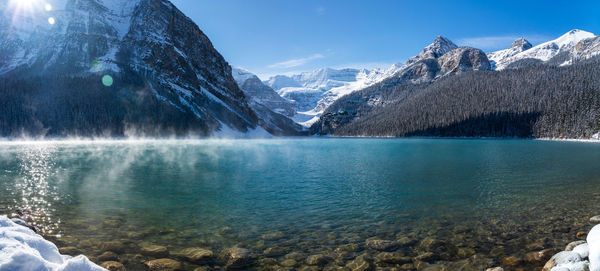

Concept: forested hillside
[[312, 57, 600, 138]]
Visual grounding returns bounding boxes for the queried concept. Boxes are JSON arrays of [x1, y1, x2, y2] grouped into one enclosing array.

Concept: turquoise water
[[1, 139, 600, 270]]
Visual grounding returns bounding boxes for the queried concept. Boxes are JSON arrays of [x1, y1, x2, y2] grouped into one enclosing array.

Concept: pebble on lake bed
[[144, 258, 182, 271]]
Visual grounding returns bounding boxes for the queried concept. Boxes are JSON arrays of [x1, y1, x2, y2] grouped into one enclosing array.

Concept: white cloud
[[457, 35, 552, 51], [267, 54, 325, 69]]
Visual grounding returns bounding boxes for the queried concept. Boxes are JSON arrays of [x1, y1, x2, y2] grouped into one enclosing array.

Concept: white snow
[[492, 30, 595, 70], [592, 133, 600, 140], [231, 67, 257, 85], [0, 216, 104, 271], [573, 243, 590, 259], [266, 64, 404, 127], [588, 224, 600, 271]]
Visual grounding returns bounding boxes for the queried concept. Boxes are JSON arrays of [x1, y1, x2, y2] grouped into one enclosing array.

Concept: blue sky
[[171, 0, 600, 79]]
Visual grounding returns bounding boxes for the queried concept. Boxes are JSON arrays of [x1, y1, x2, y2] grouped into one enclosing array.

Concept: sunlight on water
[[0, 139, 599, 270]]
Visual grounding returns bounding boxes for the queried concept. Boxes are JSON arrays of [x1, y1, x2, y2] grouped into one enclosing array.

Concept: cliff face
[[0, 0, 260, 137]]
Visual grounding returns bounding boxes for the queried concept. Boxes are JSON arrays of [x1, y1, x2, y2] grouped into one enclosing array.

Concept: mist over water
[[1, 138, 600, 269]]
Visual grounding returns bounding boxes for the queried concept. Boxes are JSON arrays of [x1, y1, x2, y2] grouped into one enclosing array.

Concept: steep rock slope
[[232, 68, 303, 135], [0, 0, 264, 137]]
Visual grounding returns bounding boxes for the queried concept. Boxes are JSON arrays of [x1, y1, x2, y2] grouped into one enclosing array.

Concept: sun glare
[[9, 0, 44, 11]]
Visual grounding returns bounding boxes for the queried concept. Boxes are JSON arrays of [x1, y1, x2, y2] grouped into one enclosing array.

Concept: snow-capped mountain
[[487, 38, 532, 70], [406, 36, 458, 65], [489, 29, 596, 70], [231, 67, 303, 135], [0, 0, 287, 137], [265, 64, 404, 126]]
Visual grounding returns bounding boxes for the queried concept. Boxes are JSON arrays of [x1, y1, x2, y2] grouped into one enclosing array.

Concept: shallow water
[[1, 138, 600, 270]]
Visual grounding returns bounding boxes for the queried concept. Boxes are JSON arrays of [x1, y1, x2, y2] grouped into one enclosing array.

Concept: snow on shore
[[0, 216, 105, 271]]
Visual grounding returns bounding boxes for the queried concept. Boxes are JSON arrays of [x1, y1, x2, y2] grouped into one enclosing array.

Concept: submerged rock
[[306, 253, 333, 266], [100, 241, 126, 253], [174, 247, 214, 264], [526, 248, 559, 263], [144, 258, 182, 271], [141, 245, 169, 258], [220, 247, 254, 269], [345, 254, 372, 271], [98, 251, 119, 262], [373, 252, 411, 265], [365, 239, 398, 252], [58, 246, 81, 256], [100, 261, 126, 271]]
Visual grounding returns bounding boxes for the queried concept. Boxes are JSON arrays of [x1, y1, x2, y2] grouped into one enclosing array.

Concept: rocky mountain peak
[[406, 36, 458, 65], [510, 38, 532, 51]]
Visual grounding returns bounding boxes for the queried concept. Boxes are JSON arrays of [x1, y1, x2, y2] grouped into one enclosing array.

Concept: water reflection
[[13, 144, 60, 234]]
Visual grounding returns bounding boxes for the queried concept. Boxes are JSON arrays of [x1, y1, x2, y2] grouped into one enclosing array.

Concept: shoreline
[[4, 211, 600, 271]]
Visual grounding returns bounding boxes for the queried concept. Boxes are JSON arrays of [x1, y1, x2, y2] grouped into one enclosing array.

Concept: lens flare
[[44, 3, 52, 11], [47, 17, 55, 25], [102, 75, 114, 87]]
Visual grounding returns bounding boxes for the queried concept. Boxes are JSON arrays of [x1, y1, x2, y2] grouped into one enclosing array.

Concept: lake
[[1, 138, 600, 270]]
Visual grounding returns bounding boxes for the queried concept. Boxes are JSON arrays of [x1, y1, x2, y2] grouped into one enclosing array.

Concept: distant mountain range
[[0, 0, 598, 138], [310, 30, 600, 138]]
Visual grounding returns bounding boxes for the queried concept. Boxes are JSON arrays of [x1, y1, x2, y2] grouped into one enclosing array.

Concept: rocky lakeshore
[[4, 210, 600, 271]]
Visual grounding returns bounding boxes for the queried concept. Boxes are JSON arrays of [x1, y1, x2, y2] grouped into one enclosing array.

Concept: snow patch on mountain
[[266, 64, 404, 127], [490, 30, 595, 70], [487, 38, 532, 70]]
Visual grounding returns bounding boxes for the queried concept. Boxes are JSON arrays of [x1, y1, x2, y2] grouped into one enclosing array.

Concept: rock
[[542, 251, 582, 271], [418, 238, 445, 253], [374, 252, 411, 265], [485, 268, 504, 271], [145, 258, 182, 271], [98, 251, 119, 262], [573, 243, 590, 259], [566, 241, 587, 251], [365, 239, 398, 252], [526, 242, 545, 251], [297, 266, 320, 271], [345, 254, 372, 271], [336, 244, 360, 252], [261, 231, 284, 241], [101, 261, 126, 271], [174, 247, 214, 264], [10, 218, 30, 228], [263, 246, 287, 257], [456, 247, 475, 258], [589, 224, 600, 271], [306, 253, 333, 266], [220, 247, 253, 269], [58, 247, 81, 256], [501, 256, 522, 266], [577, 231, 588, 239], [415, 252, 437, 263], [525, 248, 559, 263], [280, 259, 297, 267], [396, 236, 418, 247], [100, 241, 126, 253], [590, 216, 600, 224], [141, 245, 169, 258]]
